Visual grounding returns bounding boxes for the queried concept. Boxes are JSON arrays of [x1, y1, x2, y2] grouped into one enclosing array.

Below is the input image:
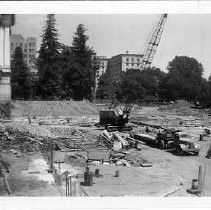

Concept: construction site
[[0, 14, 211, 198], [0, 99, 210, 197]]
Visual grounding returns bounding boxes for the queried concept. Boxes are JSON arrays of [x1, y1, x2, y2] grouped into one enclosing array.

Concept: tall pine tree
[[37, 14, 65, 100], [11, 47, 31, 100], [64, 24, 96, 101]]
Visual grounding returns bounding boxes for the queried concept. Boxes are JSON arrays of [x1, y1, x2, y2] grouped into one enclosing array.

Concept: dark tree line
[[11, 14, 211, 107], [97, 56, 211, 106], [11, 14, 97, 101]]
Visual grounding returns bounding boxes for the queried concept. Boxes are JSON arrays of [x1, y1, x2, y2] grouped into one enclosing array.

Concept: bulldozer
[[99, 102, 133, 132]]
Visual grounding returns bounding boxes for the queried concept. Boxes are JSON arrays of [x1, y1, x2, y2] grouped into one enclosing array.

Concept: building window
[[137, 63, 139, 67], [126, 63, 129, 66], [126, 58, 129, 62], [137, 58, 140, 62], [29, 43, 35, 47], [131, 58, 134, 62], [132, 63, 134, 67]]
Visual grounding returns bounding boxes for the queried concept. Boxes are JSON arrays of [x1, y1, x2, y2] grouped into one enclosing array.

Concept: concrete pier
[[0, 15, 15, 117]]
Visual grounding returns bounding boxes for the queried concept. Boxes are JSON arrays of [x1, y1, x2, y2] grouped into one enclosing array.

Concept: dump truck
[[157, 130, 201, 156]]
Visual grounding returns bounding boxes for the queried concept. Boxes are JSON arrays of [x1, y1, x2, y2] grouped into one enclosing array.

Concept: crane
[[140, 14, 168, 71]]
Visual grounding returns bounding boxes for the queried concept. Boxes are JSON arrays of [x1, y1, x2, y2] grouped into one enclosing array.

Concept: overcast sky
[[12, 14, 211, 78]]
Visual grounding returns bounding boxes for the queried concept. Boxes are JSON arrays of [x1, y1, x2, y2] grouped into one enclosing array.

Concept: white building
[[95, 56, 109, 87], [0, 15, 15, 104], [107, 52, 143, 80]]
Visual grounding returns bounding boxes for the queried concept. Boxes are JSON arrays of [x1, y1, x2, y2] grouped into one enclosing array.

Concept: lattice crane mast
[[140, 14, 168, 70]]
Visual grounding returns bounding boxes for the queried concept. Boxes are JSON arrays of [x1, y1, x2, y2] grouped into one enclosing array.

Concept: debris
[[163, 184, 183, 197], [113, 132, 129, 149], [116, 159, 131, 167], [113, 140, 122, 152], [140, 163, 153, 167]]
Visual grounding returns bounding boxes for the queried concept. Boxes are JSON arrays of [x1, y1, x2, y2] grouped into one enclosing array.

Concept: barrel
[[95, 169, 100, 177], [84, 171, 94, 186], [87, 172, 94, 186], [115, 170, 120, 177], [192, 179, 198, 190], [199, 135, 203, 141]]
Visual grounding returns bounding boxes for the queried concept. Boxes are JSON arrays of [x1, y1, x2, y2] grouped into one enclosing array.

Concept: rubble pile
[[0, 122, 53, 153], [4, 122, 53, 138], [47, 126, 97, 141], [96, 130, 151, 167]]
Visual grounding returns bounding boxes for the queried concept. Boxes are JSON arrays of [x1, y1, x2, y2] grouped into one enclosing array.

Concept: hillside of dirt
[[11, 100, 99, 117], [158, 100, 206, 117]]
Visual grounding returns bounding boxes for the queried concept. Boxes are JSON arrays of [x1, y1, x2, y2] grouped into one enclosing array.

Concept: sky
[[12, 14, 211, 78]]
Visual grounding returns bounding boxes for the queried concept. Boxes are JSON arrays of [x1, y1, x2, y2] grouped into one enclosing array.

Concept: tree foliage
[[11, 47, 31, 100], [96, 67, 165, 103], [37, 14, 65, 100], [159, 56, 204, 101], [62, 24, 96, 100], [15, 14, 211, 106]]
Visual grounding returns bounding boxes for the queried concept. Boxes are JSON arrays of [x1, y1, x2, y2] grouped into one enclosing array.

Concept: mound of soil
[[159, 100, 204, 117], [11, 100, 99, 117]]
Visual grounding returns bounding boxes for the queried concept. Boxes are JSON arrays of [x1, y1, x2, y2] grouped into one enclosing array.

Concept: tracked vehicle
[[99, 103, 133, 132]]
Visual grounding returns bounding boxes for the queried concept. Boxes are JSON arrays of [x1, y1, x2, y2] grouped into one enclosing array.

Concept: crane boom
[[140, 14, 168, 70]]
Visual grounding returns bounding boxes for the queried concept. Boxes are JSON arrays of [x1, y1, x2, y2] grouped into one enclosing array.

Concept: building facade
[[95, 56, 109, 87], [11, 34, 37, 73], [0, 14, 15, 117], [107, 53, 143, 80]]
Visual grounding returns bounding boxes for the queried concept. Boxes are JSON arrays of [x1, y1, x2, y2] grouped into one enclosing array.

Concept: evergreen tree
[[37, 14, 65, 100], [64, 24, 96, 100], [11, 47, 31, 100]]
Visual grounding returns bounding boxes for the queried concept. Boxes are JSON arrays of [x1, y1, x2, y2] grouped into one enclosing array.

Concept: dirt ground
[[0, 100, 211, 197]]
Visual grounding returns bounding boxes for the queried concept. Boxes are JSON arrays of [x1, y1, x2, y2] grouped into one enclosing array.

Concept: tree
[[37, 14, 65, 100], [96, 73, 112, 100], [11, 47, 31, 100], [159, 56, 204, 101], [140, 67, 166, 97], [121, 69, 145, 103], [63, 24, 96, 101]]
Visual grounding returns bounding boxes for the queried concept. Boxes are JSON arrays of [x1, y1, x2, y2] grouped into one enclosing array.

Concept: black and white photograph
[[1, 4, 211, 208]]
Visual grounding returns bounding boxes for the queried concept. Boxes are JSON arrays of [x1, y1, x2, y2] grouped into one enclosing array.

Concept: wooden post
[[58, 162, 61, 174], [65, 173, 69, 197], [2, 170, 11, 195], [202, 167, 207, 189], [198, 165, 203, 191], [50, 143, 54, 172], [73, 179, 77, 197]]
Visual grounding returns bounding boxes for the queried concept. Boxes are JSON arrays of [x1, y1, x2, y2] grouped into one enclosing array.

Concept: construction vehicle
[[99, 102, 133, 132], [157, 129, 200, 156]]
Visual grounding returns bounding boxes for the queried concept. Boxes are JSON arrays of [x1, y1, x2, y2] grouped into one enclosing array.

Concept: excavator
[[99, 102, 133, 132]]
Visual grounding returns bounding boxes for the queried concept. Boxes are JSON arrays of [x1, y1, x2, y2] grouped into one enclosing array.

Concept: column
[[0, 27, 11, 102], [0, 27, 3, 67]]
